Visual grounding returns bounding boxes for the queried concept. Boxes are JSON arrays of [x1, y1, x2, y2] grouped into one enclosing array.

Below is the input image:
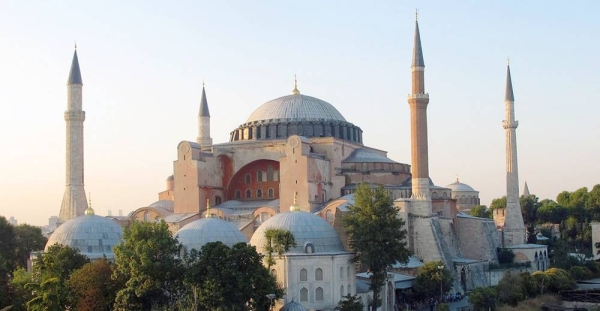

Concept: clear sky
[[1, 1, 599, 226]]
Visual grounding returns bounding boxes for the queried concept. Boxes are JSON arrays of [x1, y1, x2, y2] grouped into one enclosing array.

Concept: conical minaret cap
[[68, 49, 83, 85], [412, 19, 425, 67], [198, 84, 210, 117], [505, 63, 514, 101]]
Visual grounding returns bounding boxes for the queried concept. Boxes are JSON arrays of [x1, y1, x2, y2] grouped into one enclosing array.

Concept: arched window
[[144, 211, 150, 222], [315, 268, 323, 281], [257, 170, 263, 182], [245, 173, 251, 184], [215, 196, 222, 205], [348, 284, 352, 294], [257, 189, 263, 198], [268, 188, 274, 198], [271, 269, 277, 277], [340, 285, 345, 298], [304, 243, 314, 254], [340, 266, 344, 279], [246, 189, 252, 198], [235, 191, 241, 199], [316, 287, 324, 301], [300, 268, 308, 282], [300, 288, 308, 302], [347, 266, 350, 279]]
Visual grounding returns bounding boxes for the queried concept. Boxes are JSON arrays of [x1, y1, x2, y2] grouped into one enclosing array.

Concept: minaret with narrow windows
[[501, 62, 526, 246], [58, 46, 88, 225], [408, 13, 432, 216], [197, 83, 212, 151]]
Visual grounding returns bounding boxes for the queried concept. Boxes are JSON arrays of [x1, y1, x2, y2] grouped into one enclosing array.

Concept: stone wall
[[456, 216, 500, 261]]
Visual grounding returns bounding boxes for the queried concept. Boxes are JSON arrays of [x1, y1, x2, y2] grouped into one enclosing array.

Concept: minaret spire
[[498, 62, 526, 246], [407, 14, 431, 215], [59, 47, 88, 225], [197, 83, 213, 152]]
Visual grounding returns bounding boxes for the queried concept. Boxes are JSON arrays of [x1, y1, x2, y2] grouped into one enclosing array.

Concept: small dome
[[176, 217, 248, 252], [166, 175, 174, 181], [446, 181, 475, 192], [45, 215, 122, 259], [279, 300, 308, 311], [247, 94, 346, 123], [148, 200, 174, 211], [250, 211, 345, 254]]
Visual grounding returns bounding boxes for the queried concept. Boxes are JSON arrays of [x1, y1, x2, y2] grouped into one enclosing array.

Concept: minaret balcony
[[407, 93, 429, 100], [502, 120, 519, 129]]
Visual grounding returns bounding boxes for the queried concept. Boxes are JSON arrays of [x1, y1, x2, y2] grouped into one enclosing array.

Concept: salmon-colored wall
[[227, 160, 280, 200]]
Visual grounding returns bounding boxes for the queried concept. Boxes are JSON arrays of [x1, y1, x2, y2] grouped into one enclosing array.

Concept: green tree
[[497, 248, 515, 264], [489, 196, 507, 212], [343, 184, 410, 311], [520, 194, 540, 227], [336, 294, 364, 311], [470, 205, 491, 218], [0, 216, 16, 308], [185, 241, 283, 311], [536, 201, 566, 224], [69, 259, 117, 311], [586, 184, 600, 221], [8, 267, 33, 311], [468, 286, 496, 311], [413, 261, 453, 303], [496, 271, 524, 306], [27, 244, 89, 311], [13, 224, 47, 269], [113, 220, 184, 310], [544, 268, 576, 292], [263, 228, 296, 268]]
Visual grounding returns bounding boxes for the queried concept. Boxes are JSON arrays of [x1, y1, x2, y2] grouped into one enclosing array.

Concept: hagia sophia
[[46, 15, 549, 311]]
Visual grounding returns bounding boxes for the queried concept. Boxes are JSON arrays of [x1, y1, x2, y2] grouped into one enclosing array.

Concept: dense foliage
[[412, 261, 453, 303], [336, 294, 364, 311], [344, 184, 410, 311]]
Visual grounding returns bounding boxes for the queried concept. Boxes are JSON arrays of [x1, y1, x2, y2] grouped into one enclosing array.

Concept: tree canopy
[[337, 293, 364, 311], [412, 261, 453, 302], [69, 259, 117, 311], [13, 224, 47, 269], [470, 205, 491, 218], [343, 184, 410, 311]]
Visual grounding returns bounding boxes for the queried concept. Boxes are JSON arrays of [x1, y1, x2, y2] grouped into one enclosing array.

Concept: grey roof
[[445, 181, 476, 192], [279, 300, 308, 311], [412, 20, 425, 67], [343, 148, 399, 164], [148, 200, 174, 211], [505, 64, 514, 101], [198, 86, 210, 117], [163, 213, 197, 223], [355, 278, 371, 293], [250, 210, 346, 254], [246, 93, 346, 123], [45, 214, 122, 259], [176, 217, 248, 252], [68, 49, 83, 84], [507, 243, 547, 249]]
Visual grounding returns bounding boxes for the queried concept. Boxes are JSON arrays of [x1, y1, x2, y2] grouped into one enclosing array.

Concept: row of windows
[[235, 188, 275, 199], [245, 167, 278, 184], [298, 285, 353, 302], [298, 266, 352, 282]]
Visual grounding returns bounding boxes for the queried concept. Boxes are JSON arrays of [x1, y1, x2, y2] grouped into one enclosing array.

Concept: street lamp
[[266, 294, 276, 311], [437, 265, 444, 302]]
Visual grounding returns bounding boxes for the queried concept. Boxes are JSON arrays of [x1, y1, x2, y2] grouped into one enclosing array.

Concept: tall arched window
[[215, 196, 222, 205], [271, 269, 277, 277], [268, 188, 274, 198], [347, 266, 350, 279], [316, 287, 324, 301], [257, 189, 263, 198], [245, 173, 251, 184], [246, 189, 252, 198], [340, 285, 345, 298], [315, 268, 323, 281], [300, 268, 308, 282], [340, 266, 344, 279], [235, 191, 241, 199], [348, 284, 352, 294], [257, 170, 263, 182], [300, 288, 308, 302], [144, 211, 150, 222]]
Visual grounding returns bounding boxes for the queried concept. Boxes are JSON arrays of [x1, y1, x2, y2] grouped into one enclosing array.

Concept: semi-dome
[[250, 210, 345, 254], [148, 200, 174, 211], [45, 212, 122, 259], [247, 93, 346, 123], [176, 217, 248, 252]]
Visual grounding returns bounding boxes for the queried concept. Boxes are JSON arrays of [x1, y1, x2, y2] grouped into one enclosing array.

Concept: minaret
[[407, 13, 432, 215], [58, 47, 88, 225], [196, 83, 213, 151], [502, 62, 526, 246], [523, 181, 530, 196]]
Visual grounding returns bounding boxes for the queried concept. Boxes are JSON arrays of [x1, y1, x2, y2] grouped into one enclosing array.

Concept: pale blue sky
[[1, 1, 599, 225]]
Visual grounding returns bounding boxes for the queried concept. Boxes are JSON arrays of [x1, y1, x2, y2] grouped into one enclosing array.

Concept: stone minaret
[[196, 83, 212, 151], [408, 15, 431, 216], [501, 62, 526, 246], [58, 47, 88, 225]]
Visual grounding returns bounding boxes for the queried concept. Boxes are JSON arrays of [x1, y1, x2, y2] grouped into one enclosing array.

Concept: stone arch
[[227, 160, 280, 200]]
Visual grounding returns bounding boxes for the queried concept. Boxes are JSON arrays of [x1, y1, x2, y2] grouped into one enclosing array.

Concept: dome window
[[304, 242, 315, 254]]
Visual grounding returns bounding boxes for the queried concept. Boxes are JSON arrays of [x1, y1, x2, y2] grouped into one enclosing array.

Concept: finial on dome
[[74, 41, 77, 50], [456, 174, 459, 183], [205, 199, 212, 218], [415, 9, 418, 21], [507, 57, 510, 65], [290, 191, 300, 211], [292, 75, 300, 95], [85, 192, 95, 215]]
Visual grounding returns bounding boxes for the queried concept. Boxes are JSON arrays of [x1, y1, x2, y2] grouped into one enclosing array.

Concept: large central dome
[[247, 93, 346, 123]]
